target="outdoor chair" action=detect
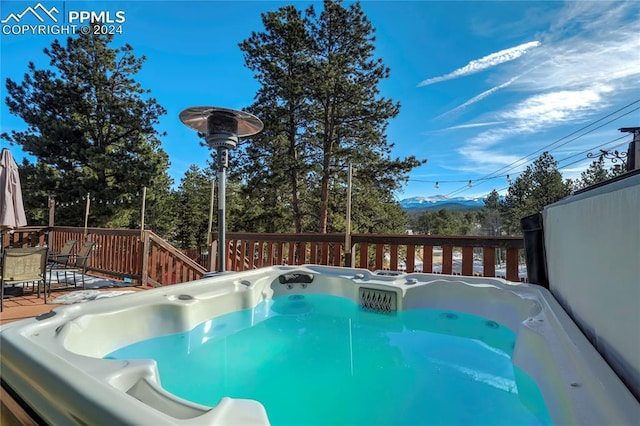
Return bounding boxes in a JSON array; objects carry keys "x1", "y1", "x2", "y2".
[
  {"x1": 48, "y1": 239, "x2": 78, "y2": 268},
  {"x1": 48, "y1": 240, "x2": 95, "y2": 292},
  {"x1": 1, "y1": 247, "x2": 48, "y2": 312}
]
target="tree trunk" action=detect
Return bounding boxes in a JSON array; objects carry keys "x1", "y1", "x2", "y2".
[
  {"x1": 288, "y1": 119, "x2": 303, "y2": 233},
  {"x1": 319, "y1": 102, "x2": 335, "y2": 234},
  {"x1": 319, "y1": 150, "x2": 331, "y2": 233}
]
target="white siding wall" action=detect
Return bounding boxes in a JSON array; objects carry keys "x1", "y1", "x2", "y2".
[{"x1": 543, "y1": 173, "x2": 640, "y2": 400}]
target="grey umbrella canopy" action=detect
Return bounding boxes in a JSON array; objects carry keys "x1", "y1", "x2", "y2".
[{"x1": 0, "y1": 148, "x2": 27, "y2": 231}]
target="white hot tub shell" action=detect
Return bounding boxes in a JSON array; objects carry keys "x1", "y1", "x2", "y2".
[{"x1": 1, "y1": 265, "x2": 638, "y2": 425}]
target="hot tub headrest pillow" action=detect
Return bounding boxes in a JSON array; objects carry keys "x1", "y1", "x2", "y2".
[{"x1": 278, "y1": 272, "x2": 314, "y2": 284}]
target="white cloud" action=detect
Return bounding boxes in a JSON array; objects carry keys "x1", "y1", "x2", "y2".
[
  {"x1": 453, "y1": 88, "x2": 603, "y2": 165},
  {"x1": 459, "y1": 149, "x2": 523, "y2": 166},
  {"x1": 517, "y1": 36, "x2": 640, "y2": 94},
  {"x1": 560, "y1": 165, "x2": 590, "y2": 174},
  {"x1": 452, "y1": 1, "x2": 640, "y2": 169},
  {"x1": 417, "y1": 41, "x2": 540, "y2": 87},
  {"x1": 429, "y1": 121, "x2": 503, "y2": 132},
  {"x1": 437, "y1": 75, "x2": 521, "y2": 119},
  {"x1": 412, "y1": 1, "x2": 640, "y2": 192},
  {"x1": 440, "y1": 158, "x2": 528, "y2": 175},
  {"x1": 501, "y1": 85, "x2": 613, "y2": 129}
]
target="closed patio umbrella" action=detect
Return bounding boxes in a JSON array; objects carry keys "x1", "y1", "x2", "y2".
[
  {"x1": 0, "y1": 148, "x2": 28, "y2": 232},
  {"x1": 1, "y1": 148, "x2": 28, "y2": 298}
]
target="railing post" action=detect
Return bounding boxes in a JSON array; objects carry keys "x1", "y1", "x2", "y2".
[
  {"x1": 359, "y1": 243, "x2": 368, "y2": 269},
  {"x1": 375, "y1": 244, "x2": 384, "y2": 270},
  {"x1": 141, "y1": 230, "x2": 150, "y2": 287},
  {"x1": 207, "y1": 238, "x2": 218, "y2": 271},
  {"x1": 483, "y1": 247, "x2": 496, "y2": 277},
  {"x1": 462, "y1": 246, "x2": 474, "y2": 276},
  {"x1": 506, "y1": 247, "x2": 520, "y2": 282},
  {"x1": 210, "y1": 233, "x2": 218, "y2": 272},
  {"x1": 406, "y1": 245, "x2": 415, "y2": 272},
  {"x1": 442, "y1": 246, "x2": 453, "y2": 275},
  {"x1": 390, "y1": 245, "x2": 398, "y2": 271},
  {"x1": 423, "y1": 246, "x2": 433, "y2": 273}
]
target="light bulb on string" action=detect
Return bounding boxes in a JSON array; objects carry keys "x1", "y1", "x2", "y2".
[
  {"x1": 435, "y1": 182, "x2": 439, "y2": 189},
  {"x1": 468, "y1": 180, "x2": 473, "y2": 188}
]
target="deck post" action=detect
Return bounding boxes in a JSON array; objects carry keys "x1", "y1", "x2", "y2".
[
  {"x1": 344, "y1": 163, "x2": 353, "y2": 267},
  {"x1": 141, "y1": 230, "x2": 150, "y2": 287}
]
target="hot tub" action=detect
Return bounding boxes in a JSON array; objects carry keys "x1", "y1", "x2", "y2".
[{"x1": 1, "y1": 265, "x2": 638, "y2": 425}]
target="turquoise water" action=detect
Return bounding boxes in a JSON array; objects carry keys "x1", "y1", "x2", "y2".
[{"x1": 106, "y1": 294, "x2": 552, "y2": 425}]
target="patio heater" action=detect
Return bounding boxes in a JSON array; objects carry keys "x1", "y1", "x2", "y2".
[{"x1": 179, "y1": 107, "x2": 263, "y2": 272}]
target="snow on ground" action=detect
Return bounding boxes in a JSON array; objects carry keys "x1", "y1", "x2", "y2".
[{"x1": 395, "y1": 248, "x2": 528, "y2": 280}]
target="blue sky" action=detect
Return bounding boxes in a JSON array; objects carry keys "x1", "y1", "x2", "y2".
[{"x1": 2, "y1": 0, "x2": 639, "y2": 201}]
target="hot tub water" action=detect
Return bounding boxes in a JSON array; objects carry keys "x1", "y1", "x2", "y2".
[{"x1": 107, "y1": 294, "x2": 552, "y2": 425}]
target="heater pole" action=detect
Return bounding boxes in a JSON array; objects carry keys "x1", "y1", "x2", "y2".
[{"x1": 217, "y1": 147, "x2": 228, "y2": 272}]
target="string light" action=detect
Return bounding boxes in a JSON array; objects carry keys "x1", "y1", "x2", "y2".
[
  {"x1": 434, "y1": 182, "x2": 439, "y2": 189},
  {"x1": 467, "y1": 180, "x2": 473, "y2": 188},
  {"x1": 409, "y1": 173, "x2": 517, "y2": 185},
  {"x1": 51, "y1": 192, "x2": 142, "y2": 209}
]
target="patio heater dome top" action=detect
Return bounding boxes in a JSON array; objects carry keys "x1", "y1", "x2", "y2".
[
  {"x1": 179, "y1": 105, "x2": 263, "y2": 272},
  {"x1": 179, "y1": 106, "x2": 263, "y2": 139}
]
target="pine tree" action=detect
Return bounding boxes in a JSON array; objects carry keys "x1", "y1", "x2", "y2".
[
  {"x1": 308, "y1": 0, "x2": 423, "y2": 232},
  {"x1": 481, "y1": 189, "x2": 504, "y2": 235},
  {"x1": 3, "y1": 24, "x2": 170, "y2": 227},
  {"x1": 577, "y1": 157, "x2": 609, "y2": 190},
  {"x1": 175, "y1": 165, "x2": 214, "y2": 249},
  {"x1": 238, "y1": 5, "x2": 315, "y2": 232},
  {"x1": 501, "y1": 152, "x2": 573, "y2": 234},
  {"x1": 237, "y1": 0, "x2": 424, "y2": 233},
  {"x1": 577, "y1": 155, "x2": 627, "y2": 190},
  {"x1": 413, "y1": 209, "x2": 473, "y2": 235}
]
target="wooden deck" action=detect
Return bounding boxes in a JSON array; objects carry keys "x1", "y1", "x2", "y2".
[{"x1": 0, "y1": 286, "x2": 147, "y2": 326}]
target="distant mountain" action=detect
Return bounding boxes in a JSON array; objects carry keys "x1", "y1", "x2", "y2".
[{"x1": 399, "y1": 195, "x2": 497, "y2": 212}]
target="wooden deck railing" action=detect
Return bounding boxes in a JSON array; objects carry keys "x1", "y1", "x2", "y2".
[
  {"x1": 220, "y1": 232, "x2": 526, "y2": 282},
  {"x1": 48, "y1": 226, "x2": 144, "y2": 281},
  {"x1": 4, "y1": 226, "x2": 207, "y2": 287},
  {"x1": 4, "y1": 227, "x2": 526, "y2": 285},
  {"x1": 141, "y1": 231, "x2": 207, "y2": 286},
  {"x1": 1, "y1": 227, "x2": 48, "y2": 249}
]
